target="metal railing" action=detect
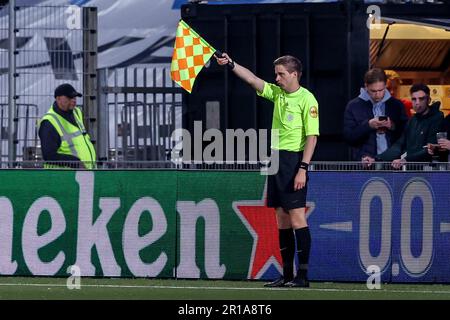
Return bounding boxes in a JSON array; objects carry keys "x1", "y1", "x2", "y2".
[
  {"x1": 0, "y1": 160, "x2": 178, "y2": 170},
  {"x1": 0, "y1": 160, "x2": 449, "y2": 171},
  {"x1": 0, "y1": 103, "x2": 40, "y2": 158},
  {"x1": 98, "y1": 67, "x2": 183, "y2": 162},
  {"x1": 309, "y1": 161, "x2": 450, "y2": 172}
]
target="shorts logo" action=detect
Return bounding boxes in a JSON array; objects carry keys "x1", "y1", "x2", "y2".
[
  {"x1": 309, "y1": 106, "x2": 318, "y2": 118},
  {"x1": 287, "y1": 114, "x2": 294, "y2": 122}
]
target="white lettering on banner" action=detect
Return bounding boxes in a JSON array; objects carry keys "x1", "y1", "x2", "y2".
[
  {"x1": 359, "y1": 179, "x2": 392, "y2": 273},
  {"x1": 22, "y1": 197, "x2": 66, "y2": 275},
  {"x1": 400, "y1": 179, "x2": 433, "y2": 276},
  {"x1": 359, "y1": 177, "x2": 436, "y2": 278},
  {"x1": 0, "y1": 197, "x2": 17, "y2": 274},
  {"x1": 123, "y1": 197, "x2": 168, "y2": 277},
  {"x1": 75, "y1": 171, "x2": 121, "y2": 276},
  {"x1": 177, "y1": 199, "x2": 226, "y2": 278},
  {"x1": 0, "y1": 172, "x2": 230, "y2": 278}
]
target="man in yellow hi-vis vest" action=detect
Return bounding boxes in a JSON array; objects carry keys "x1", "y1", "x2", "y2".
[{"x1": 38, "y1": 83, "x2": 96, "y2": 169}]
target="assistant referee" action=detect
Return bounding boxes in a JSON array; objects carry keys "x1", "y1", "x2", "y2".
[{"x1": 215, "y1": 53, "x2": 319, "y2": 287}]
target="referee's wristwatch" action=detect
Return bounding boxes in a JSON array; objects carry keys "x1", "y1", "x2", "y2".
[
  {"x1": 299, "y1": 162, "x2": 309, "y2": 171},
  {"x1": 227, "y1": 59, "x2": 235, "y2": 70}
]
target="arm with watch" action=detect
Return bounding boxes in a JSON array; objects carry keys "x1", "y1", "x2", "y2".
[
  {"x1": 294, "y1": 135, "x2": 317, "y2": 191},
  {"x1": 214, "y1": 51, "x2": 265, "y2": 93}
]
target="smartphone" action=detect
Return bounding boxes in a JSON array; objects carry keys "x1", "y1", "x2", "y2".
[{"x1": 379, "y1": 116, "x2": 387, "y2": 121}]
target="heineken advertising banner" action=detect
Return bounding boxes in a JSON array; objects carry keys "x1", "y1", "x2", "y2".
[{"x1": 0, "y1": 170, "x2": 449, "y2": 283}]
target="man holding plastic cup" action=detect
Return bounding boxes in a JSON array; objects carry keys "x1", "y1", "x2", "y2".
[{"x1": 428, "y1": 115, "x2": 450, "y2": 161}]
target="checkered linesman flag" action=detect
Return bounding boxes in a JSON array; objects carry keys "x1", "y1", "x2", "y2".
[{"x1": 170, "y1": 20, "x2": 216, "y2": 93}]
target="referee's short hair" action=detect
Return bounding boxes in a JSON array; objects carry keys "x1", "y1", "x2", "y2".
[{"x1": 274, "y1": 55, "x2": 302, "y2": 81}]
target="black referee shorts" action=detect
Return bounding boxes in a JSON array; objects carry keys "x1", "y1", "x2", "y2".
[{"x1": 267, "y1": 150, "x2": 308, "y2": 211}]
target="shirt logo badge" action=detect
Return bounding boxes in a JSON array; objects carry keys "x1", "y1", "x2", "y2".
[
  {"x1": 310, "y1": 106, "x2": 318, "y2": 118},
  {"x1": 287, "y1": 114, "x2": 294, "y2": 122}
]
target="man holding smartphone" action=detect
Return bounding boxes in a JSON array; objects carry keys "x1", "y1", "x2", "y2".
[
  {"x1": 377, "y1": 115, "x2": 388, "y2": 133},
  {"x1": 343, "y1": 68, "x2": 408, "y2": 160},
  {"x1": 363, "y1": 83, "x2": 444, "y2": 169}
]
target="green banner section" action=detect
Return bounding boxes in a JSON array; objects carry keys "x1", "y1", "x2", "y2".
[
  {"x1": 177, "y1": 171, "x2": 266, "y2": 279},
  {"x1": 0, "y1": 170, "x2": 266, "y2": 279}
]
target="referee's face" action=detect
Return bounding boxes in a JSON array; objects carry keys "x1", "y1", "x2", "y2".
[{"x1": 275, "y1": 65, "x2": 298, "y2": 92}]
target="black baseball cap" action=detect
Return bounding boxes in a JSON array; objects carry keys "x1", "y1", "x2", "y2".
[{"x1": 54, "y1": 83, "x2": 82, "y2": 98}]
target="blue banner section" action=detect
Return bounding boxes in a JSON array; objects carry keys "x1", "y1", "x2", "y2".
[{"x1": 306, "y1": 172, "x2": 450, "y2": 283}]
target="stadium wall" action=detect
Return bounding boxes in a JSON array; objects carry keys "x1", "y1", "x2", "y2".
[{"x1": 0, "y1": 169, "x2": 448, "y2": 283}]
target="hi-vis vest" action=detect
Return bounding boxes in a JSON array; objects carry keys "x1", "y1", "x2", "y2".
[{"x1": 40, "y1": 105, "x2": 96, "y2": 169}]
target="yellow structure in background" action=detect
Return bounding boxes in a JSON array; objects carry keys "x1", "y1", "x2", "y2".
[
  {"x1": 372, "y1": 22, "x2": 450, "y2": 116},
  {"x1": 371, "y1": 23, "x2": 450, "y2": 40}
]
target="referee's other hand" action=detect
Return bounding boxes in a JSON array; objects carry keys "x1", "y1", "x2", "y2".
[{"x1": 294, "y1": 171, "x2": 307, "y2": 190}]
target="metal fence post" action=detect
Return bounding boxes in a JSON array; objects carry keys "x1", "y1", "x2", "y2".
[
  {"x1": 97, "y1": 68, "x2": 108, "y2": 161},
  {"x1": 83, "y1": 7, "x2": 98, "y2": 154},
  {"x1": 8, "y1": 0, "x2": 16, "y2": 165}
]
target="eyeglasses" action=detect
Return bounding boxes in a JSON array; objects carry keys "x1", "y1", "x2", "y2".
[{"x1": 411, "y1": 95, "x2": 428, "y2": 102}]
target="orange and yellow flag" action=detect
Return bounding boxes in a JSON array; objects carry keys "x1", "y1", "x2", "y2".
[{"x1": 171, "y1": 20, "x2": 216, "y2": 93}]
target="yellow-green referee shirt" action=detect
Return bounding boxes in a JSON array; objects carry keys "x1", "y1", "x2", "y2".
[{"x1": 257, "y1": 82, "x2": 320, "y2": 152}]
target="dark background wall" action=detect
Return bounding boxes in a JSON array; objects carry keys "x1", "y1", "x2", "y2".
[
  {"x1": 180, "y1": 1, "x2": 449, "y2": 161},
  {"x1": 181, "y1": 1, "x2": 369, "y2": 161}
]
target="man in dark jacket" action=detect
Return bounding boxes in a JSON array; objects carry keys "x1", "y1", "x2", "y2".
[
  {"x1": 363, "y1": 83, "x2": 444, "y2": 169},
  {"x1": 343, "y1": 68, "x2": 408, "y2": 161}
]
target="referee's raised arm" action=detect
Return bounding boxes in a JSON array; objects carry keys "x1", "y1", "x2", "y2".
[{"x1": 214, "y1": 52, "x2": 264, "y2": 93}]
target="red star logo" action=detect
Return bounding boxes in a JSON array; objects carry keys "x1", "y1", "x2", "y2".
[{"x1": 233, "y1": 181, "x2": 315, "y2": 279}]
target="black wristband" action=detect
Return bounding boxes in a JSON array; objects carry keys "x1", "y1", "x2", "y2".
[
  {"x1": 299, "y1": 161, "x2": 309, "y2": 171},
  {"x1": 228, "y1": 60, "x2": 235, "y2": 70}
]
